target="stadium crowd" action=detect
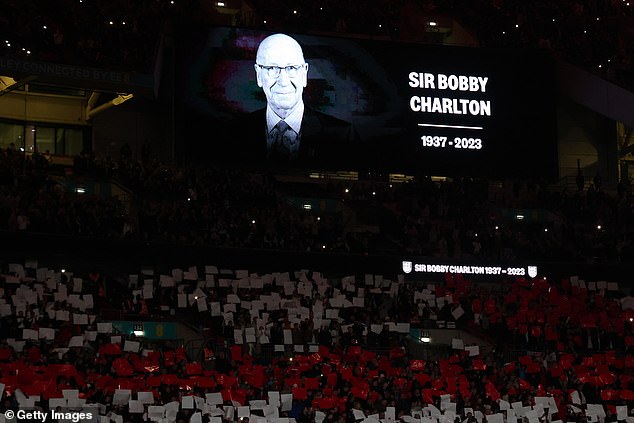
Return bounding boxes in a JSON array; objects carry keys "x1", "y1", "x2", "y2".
[
  {"x1": 2, "y1": 2, "x2": 634, "y2": 423},
  {"x1": 0, "y1": 259, "x2": 633, "y2": 423},
  {"x1": 0, "y1": 0, "x2": 169, "y2": 72},
  {"x1": 2, "y1": 148, "x2": 634, "y2": 265},
  {"x1": 1, "y1": 1, "x2": 633, "y2": 88}
]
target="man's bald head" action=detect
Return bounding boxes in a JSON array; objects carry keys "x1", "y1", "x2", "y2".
[
  {"x1": 256, "y1": 33, "x2": 305, "y2": 64},
  {"x1": 255, "y1": 33, "x2": 308, "y2": 119}
]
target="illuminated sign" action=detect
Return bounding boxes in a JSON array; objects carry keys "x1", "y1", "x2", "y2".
[
  {"x1": 178, "y1": 27, "x2": 557, "y2": 177},
  {"x1": 402, "y1": 260, "x2": 539, "y2": 277}
]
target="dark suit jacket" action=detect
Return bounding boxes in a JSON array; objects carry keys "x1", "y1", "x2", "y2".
[{"x1": 238, "y1": 107, "x2": 359, "y2": 165}]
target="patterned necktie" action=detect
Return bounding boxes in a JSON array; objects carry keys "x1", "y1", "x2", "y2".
[{"x1": 268, "y1": 120, "x2": 300, "y2": 159}]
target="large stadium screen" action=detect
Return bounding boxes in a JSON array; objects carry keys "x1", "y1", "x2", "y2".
[{"x1": 178, "y1": 27, "x2": 557, "y2": 177}]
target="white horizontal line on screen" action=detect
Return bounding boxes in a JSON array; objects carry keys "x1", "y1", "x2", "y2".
[{"x1": 418, "y1": 123, "x2": 483, "y2": 130}]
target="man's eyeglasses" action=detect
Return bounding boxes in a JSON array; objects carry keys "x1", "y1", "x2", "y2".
[{"x1": 256, "y1": 64, "x2": 306, "y2": 78}]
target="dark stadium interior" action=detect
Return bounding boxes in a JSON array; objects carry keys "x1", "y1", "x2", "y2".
[{"x1": 0, "y1": 1, "x2": 634, "y2": 423}]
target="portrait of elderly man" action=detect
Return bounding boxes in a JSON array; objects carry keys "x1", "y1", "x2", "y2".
[{"x1": 244, "y1": 33, "x2": 358, "y2": 162}]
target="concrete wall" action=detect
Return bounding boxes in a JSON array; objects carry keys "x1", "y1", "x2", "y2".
[
  {"x1": 90, "y1": 96, "x2": 173, "y2": 162},
  {"x1": 557, "y1": 96, "x2": 618, "y2": 188},
  {"x1": 0, "y1": 90, "x2": 87, "y2": 124},
  {"x1": 0, "y1": 90, "x2": 172, "y2": 162}
]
